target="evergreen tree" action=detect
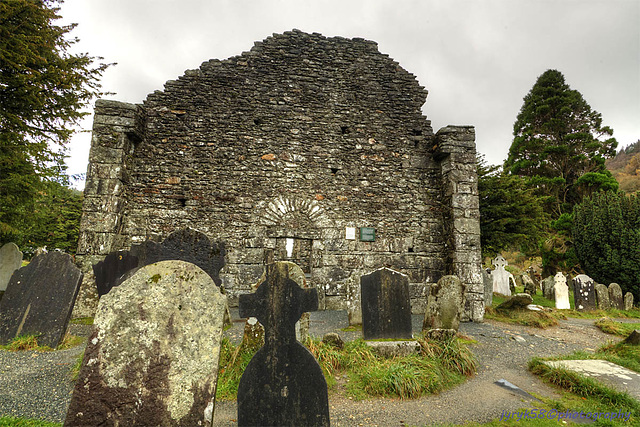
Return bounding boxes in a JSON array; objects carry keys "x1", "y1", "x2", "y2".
[
  {"x1": 477, "y1": 155, "x2": 547, "y2": 257},
  {"x1": 573, "y1": 191, "x2": 640, "y2": 299},
  {"x1": 504, "y1": 69, "x2": 617, "y2": 216},
  {"x1": 0, "y1": 0, "x2": 109, "y2": 243}
]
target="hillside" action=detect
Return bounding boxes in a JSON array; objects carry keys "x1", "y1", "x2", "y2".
[{"x1": 606, "y1": 140, "x2": 640, "y2": 193}]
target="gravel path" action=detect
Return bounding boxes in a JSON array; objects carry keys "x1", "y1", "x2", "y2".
[{"x1": 0, "y1": 313, "x2": 621, "y2": 425}]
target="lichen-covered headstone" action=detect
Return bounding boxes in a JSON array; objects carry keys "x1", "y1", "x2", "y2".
[
  {"x1": 0, "y1": 242, "x2": 22, "y2": 293},
  {"x1": 554, "y1": 272, "x2": 570, "y2": 310},
  {"x1": 625, "y1": 292, "x2": 634, "y2": 311},
  {"x1": 573, "y1": 274, "x2": 596, "y2": 311},
  {"x1": 521, "y1": 274, "x2": 537, "y2": 296},
  {"x1": 595, "y1": 283, "x2": 611, "y2": 310},
  {"x1": 0, "y1": 252, "x2": 82, "y2": 348},
  {"x1": 423, "y1": 275, "x2": 466, "y2": 331},
  {"x1": 237, "y1": 262, "x2": 329, "y2": 427},
  {"x1": 483, "y1": 269, "x2": 493, "y2": 307},
  {"x1": 542, "y1": 276, "x2": 555, "y2": 301},
  {"x1": 491, "y1": 255, "x2": 513, "y2": 296},
  {"x1": 608, "y1": 283, "x2": 624, "y2": 310},
  {"x1": 65, "y1": 260, "x2": 227, "y2": 427},
  {"x1": 361, "y1": 267, "x2": 412, "y2": 340}
]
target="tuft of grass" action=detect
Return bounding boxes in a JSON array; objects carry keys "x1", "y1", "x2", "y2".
[
  {"x1": 70, "y1": 350, "x2": 85, "y2": 382},
  {"x1": 215, "y1": 338, "x2": 259, "y2": 400},
  {"x1": 529, "y1": 357, "x2": 640, "y2": 415},
  {"x1": 216, "y1": 335, "x2": 477, "y2": 401},
  {"x1": 0, "y1": 335, "x2": 52, "y2": 352},
  {"x1": 340, "y1": 324, "x2": 362, "y2": 332},
  {"x1": 56, "y1": 334, "x2": 85, "y2": 350},
  {"x1": 70, "y1": 317, "x2": 94, "y2": 325},
  {"x1": 484, "y1": 306, "x2": 561, "y2": 328},
  {"x1": 595, "y1": 318, "x2": 640, "y2": 337},
  {"x1": 0, "y1": 416, "x2": 61, "y2": 426}
]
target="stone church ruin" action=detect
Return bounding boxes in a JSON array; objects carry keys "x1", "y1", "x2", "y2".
[{"x1": 75, "y1": 29, "x2": 483, "y2": 321}]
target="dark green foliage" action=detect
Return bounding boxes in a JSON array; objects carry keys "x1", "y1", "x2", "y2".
[
  {"x1": 505, "y1": 69, "x2": 618, "y2": 216},
  {"x1": 477, "y1": 155, "x2": 547, "y2": 256},
  {"x1": 0, "y1": 181, "x2": 83, "y2": 255},
  {"x1": 572, "y1": 191, "x2": 640, "y2": 299},
  {"x1": 0, "y1": 0, "x2": 109, "y2": 246}
]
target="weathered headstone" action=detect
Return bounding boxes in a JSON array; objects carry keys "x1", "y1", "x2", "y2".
[
  {"x1": 237, "y1": 262, "x2": 329, "y2": 427},
  {"x1": 0, "y1": 252, "x2": 82, "y2": 348},
  {"x1": 92, "y1": 251, "x2": 139, "y2": 296},
  {"x1": 0, "y1": 242, "x2": 22, "y2": 293},
  {"x1": 573, "y1": 274, "x2": 596, "y2": 311},
  {"x1": 96, "y1": 228, "x2": 227, "y2": 297},
  {"x1": 554, "y1": 272, "x2": 570, "y2": 310},
  {"x1": 624, "y1": 330, "x2": 640, "y2": 345},
  {"x1": 521, "y1": 274, "x2": 537, "y2": 296},
  {"x1": 608, "y1": 283, "x2": 624, "y2": 310},
  {"x1": 361, "y1": 267, "x2": 412, "y2": 340},
  {"x1": 345, "y1": 271, "x2": 363, "y2": 326},
  {"x1": 423, "y1": 275, "x2": 466, "y2": 332},
  {"x1": 65, "y1": 260, "x2": 226, "y2": 427},
  {"x1": 625, "y1": 292, "x2": 634, "y2": 311},
  {"x1": 483, "y1": 269, "x2": 493, "y2": 307},
  {"x1": 542, "y1": 276, "x2": 556, "y2": 301},
  {"x1": 250, "y1": 261, "x2": 311, "y2": 342},
  {"x1": 491, "y1": 255, "x2": 513, "y2": 296},
  {"x1": 595, "y1": 283, "x2": 611, "y2": 310}
]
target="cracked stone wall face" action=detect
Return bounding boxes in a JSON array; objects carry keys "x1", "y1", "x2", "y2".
[{"x1": 75, "y1": 30, "x2": 483, "y2": 321}]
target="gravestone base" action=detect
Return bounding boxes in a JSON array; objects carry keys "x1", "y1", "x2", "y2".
[
  {"x1": 365, "y1": 340, "x2": 420, "y2": 358},
  {"x1": 425, "y1": 328, "x2": 457, "y2": 341}
]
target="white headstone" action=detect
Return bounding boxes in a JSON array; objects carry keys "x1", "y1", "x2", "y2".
[
  {"x1": 554, "y1": 272, "x2": 570, "y2": 309},
  {"x1": 491, "y1": 255, "x2": 513, "y2": 296}
]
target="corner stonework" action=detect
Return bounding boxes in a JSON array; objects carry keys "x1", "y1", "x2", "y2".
[
  {"x1": 434, "y1": 126, "x2": 483, "y2": 322},
  {"x1": 72, "y1": 100, "x2": 144, "y2": 318}
]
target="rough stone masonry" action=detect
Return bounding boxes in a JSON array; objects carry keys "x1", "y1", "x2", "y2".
[{"x1": 75, "y1": 30, "x2": 483, "y2": 321}]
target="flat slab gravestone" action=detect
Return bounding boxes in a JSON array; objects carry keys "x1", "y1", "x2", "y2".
[
  {"x1": 543, "y1": 360, "x2": 640, "y2": 400},
  {"x1": 361, "y1": 267, "x2": 412, "y2": 340},
  {"x1": 65, "y1": 260, "x2": 227, "y2": 427},
  {"x1": 0, "y1": 242, "x2": 22, "y2": 293},
  {"x1": 595, "y1": 283, "x2": 611, "y2": 310},
  {"x1": 423, "y1": 275, "x2": 465, "y2": 331},
  {"x1": 554, "y1": 272, "x2": 570, "y2": 310},
  {"x1": 608, "y1": 283, "x2": 624, "y2": 310},
  {"x1": 573, "y1": 274, "x2": 596, "y2": 311},
  {"x1": 491, "y1": 255, "x2": 513, "y2": 296},
  {"x1": 0, "y1": 252, "x2": 82, "y2": 348},
  {"x1": 237, "y1": 262, "x2": 329, "y2": 427}
]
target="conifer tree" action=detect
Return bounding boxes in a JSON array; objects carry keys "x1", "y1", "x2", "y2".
[
  {"x1": 0, "y1": 0, "x2": 109, "y2": 242},
  {"x1": 505, "y1": 69, "x2": 617, "y2": 216}
]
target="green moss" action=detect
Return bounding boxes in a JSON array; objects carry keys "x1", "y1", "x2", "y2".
[{"x1": 149, "y1": 274, "x2": 162, "y2": 283}]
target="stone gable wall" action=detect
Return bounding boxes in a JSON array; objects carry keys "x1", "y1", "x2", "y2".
[{"x1": 75, "y1": 30, "x2": 483, "y2": 321}]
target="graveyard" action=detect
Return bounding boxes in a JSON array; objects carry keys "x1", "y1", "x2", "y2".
[
  {"x1": 1, "y1": 248, "x2": 640, "y2": 425},
  {"x1": 1, "y1": 12, "x2": 639, "y2": 427}
]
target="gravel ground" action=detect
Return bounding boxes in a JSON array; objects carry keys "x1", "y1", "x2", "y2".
[{"x1": 0, "y1": 312, "x2": 622, "y2": 425}]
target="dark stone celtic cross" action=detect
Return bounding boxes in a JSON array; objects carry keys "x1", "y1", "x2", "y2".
[{"x1": 237, "y1": 262, "x2": 330, "y2": 427}]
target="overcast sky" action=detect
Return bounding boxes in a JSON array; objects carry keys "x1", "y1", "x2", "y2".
[{"x1": 59, "y1": 0, "x2": 640, "y2": 188}]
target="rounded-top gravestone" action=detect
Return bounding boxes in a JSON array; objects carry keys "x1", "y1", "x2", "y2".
[
  {"x1": 595, "y1": 283, "x2": 610, "y2": 310},
  {"x1": 65, "y1": 260, "x2": 227, "y2": 427},
  {"x1": 608, "y1": 283, "x2": 624, "y2": 310},
  {"x1": 0, "y1": 242, "x2": 22, "y2": 293}
]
